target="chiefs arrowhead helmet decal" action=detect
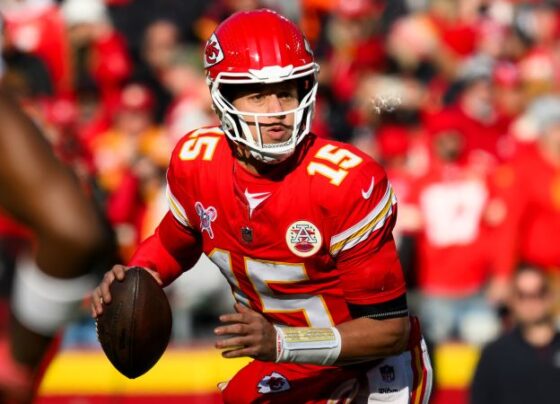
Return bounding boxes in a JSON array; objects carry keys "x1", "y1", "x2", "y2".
[{"x1": 204, "y1": 33, "x2": 224, "y2": 68}]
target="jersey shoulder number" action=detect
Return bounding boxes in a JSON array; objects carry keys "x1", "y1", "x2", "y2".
[
  {"x1": 175, "y1": 126, "x2": 225, "y2": 163},
  {"x1": 304, "y1": 140, "x2": 397, "y2": 257},
  {"x1": 169, "y1": 126, "x2": 226, "y2": 182},
  {"x1": 167, "y1": 126, "x2": 225, "y2": 228},
  {"x1": 306, "y1": 141, "x2": 364, "y2": 186}
]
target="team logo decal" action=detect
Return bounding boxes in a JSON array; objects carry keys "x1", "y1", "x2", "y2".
[
  {"x1": 379, "y1": 365, "x2": 396, "y2": 383},
  {"x1": 195, "y1": 202, "x2": 217, "y2": 239},
  {"x1": 286, "y1": 220, "x2": 322, "y2": 257},
  {"x1": 204, "y1": 33, "x2": 224, "y2": 68},
  {"x1": 257, "y1": 372, "x2": 290, "y2": 394}
]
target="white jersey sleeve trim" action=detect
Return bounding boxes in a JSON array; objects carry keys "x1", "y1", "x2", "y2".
[
  {"x1": 329, "y1": 183, "x2": 396, "y2": 257},
  {"x1": 166, "y1": 185, "x2": 191, "y2": 228}
]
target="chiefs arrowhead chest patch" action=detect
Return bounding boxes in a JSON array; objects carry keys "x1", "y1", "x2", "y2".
[{"x1": 286, "y1": 221, "x2": 322, "y2": 257}]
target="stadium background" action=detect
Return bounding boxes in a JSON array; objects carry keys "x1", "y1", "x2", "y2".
[{"x1": 0, "y1": 0, "x2": 559, "y2": 403}]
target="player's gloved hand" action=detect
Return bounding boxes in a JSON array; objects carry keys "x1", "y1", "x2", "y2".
[
  {"x1": 215, "y1": 303, "x2": 277, "y2": 362},
  {"x1": 90, "y1": 265, "x2": 162, "y2": 318}
]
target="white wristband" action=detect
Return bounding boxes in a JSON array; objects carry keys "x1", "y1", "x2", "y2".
[
  {"x1": 11, "y1": 255, "x2": 96, "y2": 336},
  {"x1": 274, "y1": 326, "x2": 342, "y2": 366}
]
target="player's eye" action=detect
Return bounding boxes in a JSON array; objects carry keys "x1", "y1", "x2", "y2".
[
  {"x1": 278, "y1": 91, "x2": 296, "y2": 99},
  {"x1": 248, "y1": 93, "x2": 265, "y2": 102}
]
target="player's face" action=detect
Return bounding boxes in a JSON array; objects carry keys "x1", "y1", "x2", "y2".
[
  {"x1": 433, "y1": 131, "x2": 464, "y2": 161},
  {"x1": 231, "y1": 80, "x2": 299, "y2": 145}
]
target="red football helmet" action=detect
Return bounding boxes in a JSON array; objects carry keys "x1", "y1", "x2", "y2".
[{"x1": 204, "y1": 9, "x2": 319, "y2": 162}]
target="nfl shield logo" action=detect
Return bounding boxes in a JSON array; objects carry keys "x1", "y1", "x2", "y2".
[
  {"x1": 379, "y1": 365, "x2": 395, "y2": 383},
  {"x1": 241, "y1": 226, "x2": 253, "y2": 243}
]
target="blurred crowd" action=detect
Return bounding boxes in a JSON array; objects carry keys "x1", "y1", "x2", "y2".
[{"x1": 0, "y1": 0, "x2": 559, "y2": 380}]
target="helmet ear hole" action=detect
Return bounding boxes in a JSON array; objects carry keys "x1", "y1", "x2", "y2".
[
  {"x1": 221, "y1": 109, "x2": 240, "y2": 133},
  {"x1": 296, "y1": 77, "x2": 313, "y2": 102},
  {"x1": 219, "y1": 84, "x2": 237, "y2": 105}
]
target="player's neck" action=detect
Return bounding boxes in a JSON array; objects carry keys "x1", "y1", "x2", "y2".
[
  {"x1": 233, "y1": 145, "x2": 304, "y2": 179},
  {"x1": 230, "y1": 135, "x2": 314, "y2": 178},
  {"x1": 235, "y1": 154, "x2": 295, "y2": 179}
]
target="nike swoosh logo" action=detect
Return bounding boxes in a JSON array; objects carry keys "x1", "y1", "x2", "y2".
[
  {"x1": 244, "y1": 189, "x2": 271, "y2": 217},
  {"x1": 245, "y1": 189, "x2": 271, "y2": 203},
  {"x1": 361, "y1": 177, "x2": 375, "y2": 199}
]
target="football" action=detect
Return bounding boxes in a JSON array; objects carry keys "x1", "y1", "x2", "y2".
[{"x1": 96, "y1": 267, "x2": 172, "y2": 379}]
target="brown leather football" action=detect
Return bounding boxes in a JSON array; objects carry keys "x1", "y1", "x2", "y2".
[{"x1": 96, "y1": 267, "x2": 172, "y2": 379}]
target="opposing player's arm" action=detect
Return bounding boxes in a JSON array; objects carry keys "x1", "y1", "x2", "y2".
[
  {"x1": 0, "y1": 92, "x2": 116, "y2": 376},
  {"x1": 0, "y1": 92, "x2": 113, "y2": 279}
]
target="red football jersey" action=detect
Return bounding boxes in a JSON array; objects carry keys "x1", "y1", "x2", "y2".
[
  {"x1": 408, "y1": 161, "x2": 492, "y2": 296},
  {"x1": 133, "y1": 126, "x2": 406, "y2": 328}
]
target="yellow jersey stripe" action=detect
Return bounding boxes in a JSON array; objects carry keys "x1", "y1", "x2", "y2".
[
  {"x1": 166, "y1": 186, "x2": 191, "y2": 228},
  {"x1": 330, "y1": 188, "x2": 394, "y2": 256},
  {"x1": 330, "y1": 184, "x2": 393, "y2": 246}
]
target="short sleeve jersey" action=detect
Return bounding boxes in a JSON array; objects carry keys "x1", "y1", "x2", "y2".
[{"x1": 166, "y1": 127, "x2": 406, "y2": 327}]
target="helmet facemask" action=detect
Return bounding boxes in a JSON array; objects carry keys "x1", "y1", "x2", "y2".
[{"x1": 209, "y1": 63, "x2": 319, "y2": 163}]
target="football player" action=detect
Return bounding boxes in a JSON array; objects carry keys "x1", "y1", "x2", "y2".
[
  {"x1": 0, "y1": 91, "x2": 115, "y2": 403},
  {"x1": 92, "y1": 9, "x2": 432, "y2": 403}
]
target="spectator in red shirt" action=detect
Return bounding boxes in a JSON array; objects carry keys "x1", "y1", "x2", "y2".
[
  {"x1": 489, "y1": 96, "x2": 560, "y2": 280},
  {"x1": 401, "y1": 121, "x2": 500, "y2": 347}
]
